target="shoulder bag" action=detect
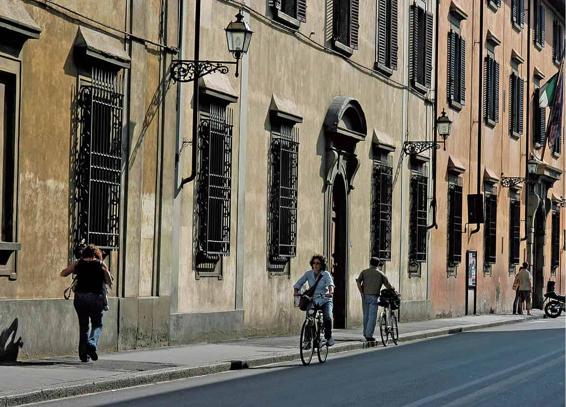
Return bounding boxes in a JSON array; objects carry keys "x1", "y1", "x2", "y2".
[{"x1": 298, "y1": 273, "x2": 322, "y2": 311}]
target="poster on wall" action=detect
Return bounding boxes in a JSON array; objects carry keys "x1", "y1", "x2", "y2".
[{"x1": 467, "y1": 250, "x2": 477, "y2": 288}]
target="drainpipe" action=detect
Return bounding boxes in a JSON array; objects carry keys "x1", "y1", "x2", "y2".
[
  {"x1": 470, "y1": 0, "x2": 485, "y2": 236},
  {"x1": 522, "y1": 0, "x2": 532, "y2": 242},
  {"x1": 428, "y1": 0, "x2": 441, "y2": 231}
]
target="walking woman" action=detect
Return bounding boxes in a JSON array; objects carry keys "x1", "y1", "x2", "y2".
[{"x1": 61, "y1": 244, "x2": 111, "y2": 362}]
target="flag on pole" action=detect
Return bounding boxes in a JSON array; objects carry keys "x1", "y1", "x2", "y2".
[
  {"x1": 539, "y1": 71, "x2": 559, "y2": 108},
  {"x1": 547, "y1": 61, "x2": 563, "y2": 148}
]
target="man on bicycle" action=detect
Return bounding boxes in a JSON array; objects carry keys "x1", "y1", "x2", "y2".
[
  {"x1": 293, "y1": 254, "x2": 335, "y2": 346},
  {"x1": 356, "y1": 257, "x2": 394, "y2": 341}
]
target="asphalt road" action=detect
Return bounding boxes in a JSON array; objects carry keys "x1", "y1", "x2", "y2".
[{"x1": 36, "y1": 318, "x2": 565, "y2": 407}]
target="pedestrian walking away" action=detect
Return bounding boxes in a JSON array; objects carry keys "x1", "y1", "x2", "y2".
[
  {"x1": 293, "y1": 254, "x2": 335, "y2": 346},
  {"x1": 356, "y1": 257, "x2": 394, "y2": 341},
  {"x1": 61, "y1": 244, "x2": 113, "y2": 362},
  {"x1": 515, "y1": 262, "x2": 533, "y2": 315}
]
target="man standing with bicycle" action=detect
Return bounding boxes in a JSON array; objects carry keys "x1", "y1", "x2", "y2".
[
  {"x1": 293, "y1": 254, "x2": 335, "y2": 346},
  {"x1": 356, "y1": 257, "x2": 394, "y2": 341}
]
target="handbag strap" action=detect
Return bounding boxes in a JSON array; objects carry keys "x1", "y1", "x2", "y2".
[{"x1": 308, "y1": 272, "x2": 323, "y2": 294}]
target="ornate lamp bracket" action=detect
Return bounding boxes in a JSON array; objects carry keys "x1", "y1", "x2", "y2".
[
  {"x1": 500, "y1": 176, "x2": 527, "y2": 188},
  {"x1": 402, "y1": 141, "x2": 442, "y2": 156},
  {"x1": 170, "y1": 60, "x2": 237, "y2": 82}
]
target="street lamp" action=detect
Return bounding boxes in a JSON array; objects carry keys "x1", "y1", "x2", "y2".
[
  {"x1": 170, "y1": 9, "x2": 253, "y2": 82},
  {"x1": 403, "y1": 109, "x2": 452, "y2": 155}
]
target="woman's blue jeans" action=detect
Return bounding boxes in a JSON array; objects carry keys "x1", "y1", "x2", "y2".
[{"x1": 74, "y1": 292, "x2": 104, "y2": 355}]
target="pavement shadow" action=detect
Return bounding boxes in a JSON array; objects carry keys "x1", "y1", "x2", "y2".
[{"x1": 0, "y1": 318, "x2": 23, "y2": 363}]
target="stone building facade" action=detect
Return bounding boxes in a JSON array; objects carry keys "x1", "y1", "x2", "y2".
[{"x1": 0, "y1": 0, "x2": 563, "y2": 359}]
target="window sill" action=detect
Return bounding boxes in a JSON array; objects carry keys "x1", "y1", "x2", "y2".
[
  {"x1": 485, "y1": 118, "x2": 496, "y2": 128},
  {"x1": 534, "y1": 41, "x2": 544, "y2": 51},
  {"x1": 487, "y1": 1, "x2": 499, "y2": 12},
  {"x1": 449, "y1": 99, "x2": 463, "y2": 111},
  {"x1": 510, "y1": 131, "x2": 521, "y2": 140},
  {"x1": 332, "y1": 40, "x2": 354, "y2": 57},
  {"x1": 552, "y1": 151, "x2": 561, "y2": 158},
  {"x1": 374, "y1": 62, "x2": 393, "y2": 77},
  {"x1": 511, "y1": 21, "x2": 523, "y2": 32},
  {"x1": 0, "y1": 241, "x2": 21, "y2": 280},
  {"x1": 272, "y1": 10, "x2": 301, "y2": 30},
  {"x1": 553, "y1": 58, "x2": 561, "y2": 67},
  {"x1": 412, "y1": 80, "x2": 429, "y2": 94}
]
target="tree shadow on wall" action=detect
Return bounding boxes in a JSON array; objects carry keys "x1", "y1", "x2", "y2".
[{"x1": 0, "y1": 318, "x2": 23, "y2": 363}]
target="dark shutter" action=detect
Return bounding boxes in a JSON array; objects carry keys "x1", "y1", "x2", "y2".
[
  {"x1": 519, "y1": 0, "x2": 525, "y2": 26},
  {"x1": 425, "y1": 12, "x2": 433, "y2": 88},
  {"x1": 350, "y1": 0, "x2": 360, "y2": 49},
  {"x1": 540, "y1": 3, "x2": 545, "y2": 46},
  {"x1": 408, "y1": 5, "x2": 415, "y2": 83},
  {"x1": 534, "y1": 88, "x2": 547, "y2": 145},
  {"x1": 512, "y1": 0, "x2": 517, "y2": 24},
  {"x1": 484, "y1": 57, "x2": 489, "y2": 121},
  {"x1": 377, "y1": 0, "x2": 387, "y2": 66},
  {"x1": 518, "y1": 78, "x2": 524, "y2": 134},
  {"x1": 448, "y1": 185, "x2": 463, "y2": 265},
  {"x1": 460, "y1": 37, "x2": 466, "y2": 104},
  {"x1": 509, "y1": 74, "x2": 515, "y2": 133},
  {"x1": 552, "y1": 211, "x2": 560, "y2": 268},
  {"x1": 297, "y1": 0, "x2": 307, "y2": 22},
  {"x1": 447, "y1": 31, "x2": 455, "y2": 101},
  {"x1": 390, "y1": 0, "x2": 398, "y2": 70},
  {"x1": 484, "y1": 194, "x2": 497, "y2": 264},
  {"x1": 494, "y1": 60, "x2": 500, "y2": 122},
  {"x1": 509, "y1": 200, "x2": 520, "y2": 265}
]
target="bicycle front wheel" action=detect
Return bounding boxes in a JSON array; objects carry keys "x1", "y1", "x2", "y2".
[
  {"x1": 317, "y1": 323, "x2": 329, "y2": 363},
  {"x1": 300, "y1": 319, "x2": 314, "y2": 365},
  {"x1": 379, "y1": 312, "x2": 389, "y2": 347},
  {"x1": 390, "y1": 313, "x2": 399, "y2": 345}
]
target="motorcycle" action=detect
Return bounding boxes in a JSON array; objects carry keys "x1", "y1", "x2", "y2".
[{"x1": 543, "y1": 282, "x2": 565, "y2": 318}]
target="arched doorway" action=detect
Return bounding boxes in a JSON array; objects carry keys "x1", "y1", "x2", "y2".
[{"x1": 323, "y1": 97, "x2": 367, "y2": 329}]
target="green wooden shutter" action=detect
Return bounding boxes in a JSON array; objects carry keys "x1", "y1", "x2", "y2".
[
  {"x1": 447, "y1": 31, "x2": 455, "y2": 101},
  {"x1": 390, "y1": 0, "x2": 398, "y2": 70},
  {"x1": 350, "y1": 0, "x2": 360, "y2": 49},
  {"x1": 377, "y1": 0, "x2": 387, "y2": 66},
  {"x1": 297, "y1": 0, "x2": 307, "y2": 22},
  {"x1": 425, "y1": 11, "x2": 433, "y2": 88},
  {"x1": 460, "y1": 37, "x2": 466, "y2": 104}
]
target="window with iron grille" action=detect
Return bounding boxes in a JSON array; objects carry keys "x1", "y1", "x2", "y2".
[
  {"x1": 409, "y1": 3, "x2": 433, "y2": 92},
  {"x1": 375, "y1": 0, "x2": 398, "y2": 75},
  {"x1": 484, "y1": 55, "x2": 500, "y2": 126},
  {"x1": 484, "y1": 192, "x2": 497, "y2": 264},
  {"x1": 534, "y1": 0, "x2": 545, "y2": 48},
  {"x1": 553, "y1": 19, "x2": 564, "y2": 64},
  {"x1": 509, "y1": 72, "x2": 524, "y2": 137},
  {"x1": 447, "y1": 184, "x2": 462, "y2": 266},
  {"x1": 511, "y1": 0, "x2": 525, "y2": 28},
  {"x1": 447, "y1": 30, "x2": 466, "y2": 108},
  {"x1": 269, "y1": 0, "x2": 307, "y2": 27},
  {"x1": 409, "y1": 172, "x2": 428, "y2": 265},
  {"x1": 76, "y1": 68, "x2": 123, "y2": 253},
  {"x1": 268, "y1": 121, "x2": 299, "y2": 272},
  {"x1": 534, "y1": 87, "x2": 547, "y2": 146},
  {"x1": 551, "y1": 208, "x2": 560, "y2": 273},
  {"x1": 333, "y1": 0, "x2": 360, "y2": 52},
  {"x1": 509, "y1": 199, "x2": 520, "y2": 267},
  {"x1": 371, "y1": 155, "x2": 392, "y2": 261},
  {"x1": 196, "y1": 103, "x2": 233, "y2": 262}
]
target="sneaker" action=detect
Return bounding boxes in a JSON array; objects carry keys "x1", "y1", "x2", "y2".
[
  {"x1": 87, "y1": 344, "x2": 98, "y2": 361},
  {"x1": 327, "y1": 337, "x2": 335, "y2": 346},
  {"x1": 79, "y1": 352, "x2": 89, "y2": 363}
]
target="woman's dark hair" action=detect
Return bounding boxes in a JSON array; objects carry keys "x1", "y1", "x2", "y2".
[
  {"x1": 82, "y1": 244, "x2": 103, "y2": 260},
  {"x1": 309, "y1": 254, "x2": 327, "y2": 271}
]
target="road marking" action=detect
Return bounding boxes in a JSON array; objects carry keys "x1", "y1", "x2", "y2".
[{"x1": 403, "y1": 348, "x2": 564, "y2": 407}]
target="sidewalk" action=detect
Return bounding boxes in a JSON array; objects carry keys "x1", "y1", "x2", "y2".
[{"x1": 0, "y1": 312, "x2": 543, "y2": 406}]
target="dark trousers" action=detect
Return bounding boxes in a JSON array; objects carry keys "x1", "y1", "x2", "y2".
[
  {"x1": 74, "y1": 292, "x2": 104, "y2": 355},
  {"x1": 312, "y1": 302, "x2": 333, "y2": 339},
  {"x1": 512, "y1": 289, "x2": 522, "y2": 314}
]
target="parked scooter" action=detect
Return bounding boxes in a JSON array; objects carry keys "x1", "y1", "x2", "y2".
[{"x1": 544, "y1": 281, "x2": 565, "y2": 318}]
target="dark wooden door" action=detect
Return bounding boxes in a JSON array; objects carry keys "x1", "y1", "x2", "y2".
[{"x1": 331, "y1": 174, "x2": 347, "y2": 328}]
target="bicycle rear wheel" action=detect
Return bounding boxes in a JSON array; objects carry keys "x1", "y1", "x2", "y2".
[
  {"x1": 300, "y1": 319, "x2": 314, "y2": 365},
  {"x1": 390, "y1": 313, "x2": 399, "y2": 345},
  {"x1": 379, "y1": 312, "x2": 389, "y2": 347},
  {"x1": 317, "y1": 323, "x2": 329, "y2": 363}
]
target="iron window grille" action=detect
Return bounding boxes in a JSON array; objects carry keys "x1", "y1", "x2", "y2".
[
  {"x1": 75, "y1": 68, "x2": 124, "y2": 253},
  {"x1": 509, "y1": 72, "x2": 524, "y2": 137},
  {"x1": 509, "y1": 199, "x2": 520, "y2": 266},
  {"x1": 333, "y1": 0, "x2": 360, "y2": 51},
  {"x1": 371, "y1": 161, "x2": 393, "y2": 261},
  {"x1": 268, "y1": 122, "x2": 299, "y2": 270},
  {"x1": 553, "y1": 19, "x2": 564, "y2": 64},
  {"x1": 447, "y1": 184, "x2": 463, "y2": 266},
  {"x1": 447, "y1": 30, "x2": 466, "y2": 108},
  {"x1": 484, "y1": 193, "x2": 497, "y2": 264},
  {"x1": 375, "y1": 0, "x2": 398, "y2": 74},
  {"x1": 551, "y1": 208, "x2": 560, "y2": 271},
  {"x1": 534, "y1": 88, "x2": 547, "y2": 146},
  {"x1": 484, "y1": 55, "x2": 500, "y2": 126},
  {"x1": 511, "y1": 0, "x2": 525, "y2": 28},
  {"x1": 409, "y1": 3, "x2": 433, "y2": 92},
  {"x1": 534, "y1": 0, "x2": 545, "y2": 48},
  {"x1": 269, "y1": 0, "x2": 307, "y2": 23},
  {"x1": 196, "y1": 105, "x2": 233, "y2": 259},
  {"x1": 409, "y1": 173, "x2": 428, "y2": 264}
]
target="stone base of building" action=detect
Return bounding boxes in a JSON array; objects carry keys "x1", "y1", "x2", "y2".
[
  {"x1": 399, "y1": 300, "x2": 432, "y2": 321},
  {"x1": 170, "y1": 310, "x2": 244, "y2": 344}
]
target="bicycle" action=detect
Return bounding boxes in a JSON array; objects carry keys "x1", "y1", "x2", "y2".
[
  {"x1": 298, "y1": 295, "x2": 329, "y2": 365},
  {"x1": 378, "y1": 289, "x2": 400, "y2": 347}
]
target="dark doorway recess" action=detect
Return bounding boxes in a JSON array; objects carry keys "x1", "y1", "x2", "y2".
[{"x1": 331, "y1": 174, "x2": 347, "y2": 328}]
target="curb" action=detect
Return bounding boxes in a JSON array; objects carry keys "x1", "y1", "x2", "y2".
[{"x1": 0, "y1": 315, "x2": 542, "y2": 406}]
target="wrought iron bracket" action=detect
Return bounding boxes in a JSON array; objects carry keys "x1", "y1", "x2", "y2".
[
  {"x1": 170, "y1": 60, "x2": 237, "y2": 82},
  {"x1": 402, "y1": 141, "x2": 443, "y2": 155},
  {"x1": 500, "y1": 176, "x2": 528, "y2": 188}
]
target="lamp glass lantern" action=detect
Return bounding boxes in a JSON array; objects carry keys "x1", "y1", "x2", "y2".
[
  {"x1": 436, "y1": 109, "x2": 452, "y2": 142},
  {"x1": 225, "y1": 10, "x2": 253, "y2": 60},
  {"x1": 527, "y1": 161, "x2": 537, "y2": 175}
]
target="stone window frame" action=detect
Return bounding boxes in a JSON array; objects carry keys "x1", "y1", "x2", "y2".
[
  {"x1": 534, "y1": 0, "x2": 545, "y2": 49},
  {"x1": 374, "y1": 0, "x2": 398, "y2": 76},
  {"x1": 409, "y1": 0, "x2": 433, "y2": 94},
  {"x1": 332, "y1": 0, "x2": 360, "y2": 56},
  {"x1": 269, "y1": 0, "x2": 307, "y2": 30},
  {"x1": 508, "y1": 62, "x2": 524, "y2": 139}
]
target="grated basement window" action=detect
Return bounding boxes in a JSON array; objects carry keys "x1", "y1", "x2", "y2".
[
  {"x1": 371, "y1": 160, "x2": 392, "y2": 261},
  {"x1": 509, "y1": 199, "x2": 520, "y2": 266},
  {"x1": 76, "y1": 67, "x2": 123, "y2": 252},
  {"x1": 268, "y1": 122, "x2": 299, "y2": 272},
  {"x1": 409, "y1": 173, "x2": 428, "y2": 264},
  {"x1": 447, "y1": 184, "x2": 463, "y2": 266},
  {"x1": 196, "y1": 104, "x2": 233, "y2": 260},
  {"x1": 484, "y1": 193, "x2": 497, "y2": 264}
]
